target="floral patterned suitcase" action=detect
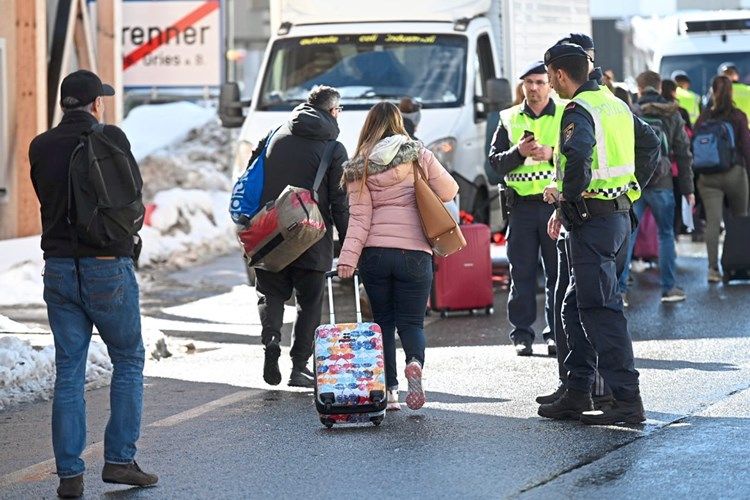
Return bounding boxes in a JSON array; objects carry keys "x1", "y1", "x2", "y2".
[{"x1": 314, "y1": 271, "x2": 386, "y2": 428}]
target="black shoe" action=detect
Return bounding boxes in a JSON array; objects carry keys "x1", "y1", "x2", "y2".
[
  {"x1": 514, "y1": 341, "x2": 533, "y2": 356},
  {"x1": 294, "y1": 365, "x2": 314, "y2": 379},
  {"x1": 580, "y1": 396, "x2": 646, "y2": 425},
  {"x1": 263, "y1": 340, "x2": 282, "y2": 386},
  {"x1": 102, "y1": 461, "x2": 158, "y2": 487},
  {"x1": 538, "y1": 388, "x2": 593, "y2": 420},
  {"x1": 535, "y1": 383, "x2": 566, "y2": 404},
  {"x1": 545, "y1": 338, "x2": 557, "y2": 356},
  {"x1": 57, "y1": 474, "x2": 83, "y2": 498},
  {"x1": 288, "y1": 368, "x2": 315, "y2": 388},
  {"x1": 592, "y1": 393, "x2": 616, "y2": 411}
]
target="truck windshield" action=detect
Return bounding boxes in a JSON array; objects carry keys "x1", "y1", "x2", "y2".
[
  {"x1": 660, "y1": 53, "x2": 750, "y2": 96},
  {"x1": 258, "y1": 33, "x2": 467, "y2": 110}
]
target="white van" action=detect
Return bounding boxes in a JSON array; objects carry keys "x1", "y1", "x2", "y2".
[
  {"x1": 654, "y1": 12, "x2": 750, "y2": 97},
  {"x1": 219, "y1": 0, "x2": 589, "y2": 229},
  {"x1": 221, "y1": 0, "x2": 509, "y2": 228}
]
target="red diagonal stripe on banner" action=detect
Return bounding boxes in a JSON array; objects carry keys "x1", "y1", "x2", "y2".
[{"x1": 123, "y1": 0, "x2": 219, "y2": 70}]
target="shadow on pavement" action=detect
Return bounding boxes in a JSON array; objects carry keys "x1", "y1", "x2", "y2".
[{"x1": 635, "y1": 358, "x2": 740, "y2": 372}]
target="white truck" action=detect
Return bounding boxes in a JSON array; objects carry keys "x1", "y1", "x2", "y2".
[
  {"x1": 653, "y1": 11, "x2": 750, "y2": 97},
  {"x1": 220, "y1": 0, "x2": 590, "y2": 229}
]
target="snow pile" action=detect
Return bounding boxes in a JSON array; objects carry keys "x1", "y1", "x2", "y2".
[
  {"x1": 0, "y1": 261, "x2": 45, "y2": 306},
  {"x1": 0, "y1": 336, "x2": 112, "y2": 410},
  {"x1": 138, "y1": 188, "x2": 237, "y2": 269},
  {"x1": 0, "y1": 315, "x2": 46, "y2": 333},
  {"x1": 138, "y1": 119, "x2": 237, "y2": 201},
  {"x1": 121, "y1": 101, "x2": 217, "y2": 162}
]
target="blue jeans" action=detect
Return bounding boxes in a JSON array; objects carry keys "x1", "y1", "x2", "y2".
[
  {"x1": 619, "y1": 188, "x2": 677, "y2": 294},
  {"x1": 358, "y1": 247, "x2": 432, "y2": 389},
  {"x1": 43, "y1": 257, "x2": 145, "y2": 478}
]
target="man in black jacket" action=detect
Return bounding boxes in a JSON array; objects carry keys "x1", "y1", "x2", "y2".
[
  {"x1": 28, "y1": 70, "x2": 157, "y2": 498},
  {"x1": 618, "y1": 71, "x2": 694, "y2": 304},
  {"x1": 254, "y1": 85, "x2": 349, "y2": 388}
]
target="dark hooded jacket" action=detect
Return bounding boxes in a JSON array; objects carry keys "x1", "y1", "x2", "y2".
[
  {"x1": 636, "y1": 89, "x2": 694, "y2": 194},
  {"x1": 251, "y1": 103, "x2": 349, "y2": 272}
]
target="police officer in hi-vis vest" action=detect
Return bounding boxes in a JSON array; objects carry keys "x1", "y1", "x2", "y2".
[
  {"x1": 539, "y1": 43, "x2": 660, "y2": 425},
  {"x1": 488, "y1": 61, "x2": 563, "y2": 357}
]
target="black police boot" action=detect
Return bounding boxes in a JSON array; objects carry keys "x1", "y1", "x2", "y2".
[
  {"x1": 514, "y1": 340, "x2": 533, "y2": 356},
  {"x1": 592, "y1": 393, "x2": 615, "y2": 411},
  {"x1": 263, "y1": 340, "x2": 282, "y2": 386},
  {"x1": 538, "y1": 388, "x2": 593, "y2": 420},
  {"x1": 580, "y1": 395, "x2": 646, "y2": 425},
  {"x1": 535, "y1": 383, "x2": 566, "y2": 404}
]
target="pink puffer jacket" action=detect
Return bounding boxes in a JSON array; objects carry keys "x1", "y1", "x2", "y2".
[{"x1": 338, "y1": 135, "x2": 459, "y2": 268}]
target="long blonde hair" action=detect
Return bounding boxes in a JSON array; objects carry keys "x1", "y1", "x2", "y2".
[{"x1": 352, "y1": 102, "x2": 410, "y2": 192}]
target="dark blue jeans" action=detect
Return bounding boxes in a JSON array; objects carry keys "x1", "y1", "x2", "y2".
[
  {"x1": 562, "y1": 212, "x2": 640, "y2": 401},
  {"x1": 619, "y1": 188, "x2": 678, "y2": 293},
  {"x1": 43, "y1": 257, "x2": 144, "y2": 478},
  {"x1": 359, "y1": 247, "x2": 432, "y2": 389}
]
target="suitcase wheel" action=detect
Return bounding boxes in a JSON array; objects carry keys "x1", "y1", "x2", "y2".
[
  {"x1": 485, "y1": 307, "x2": 494, "y2": 315},
  {"x1": 370, "y1": 415, "x2": 384, "y2": 427},
  {"x1": 320, "y1": 417, "x2": 334, "y2": 429},
  {"x1": 440, "y1": 311, "x2": 448, "y2": 319},
  {"x1": 722, "y1": 271, "x2": 732, "y2": 284}
]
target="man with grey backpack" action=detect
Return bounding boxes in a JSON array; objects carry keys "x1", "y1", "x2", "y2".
[
  {"x1": 618, "y1": 70, "x2": 694, "y2": 304},
  {"x1": 28, "y1": 70, "x2": 156, "y2": 498}
]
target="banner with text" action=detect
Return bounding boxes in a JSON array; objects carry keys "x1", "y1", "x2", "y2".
[{"x1": 122, "y1": 0, "x2": 221, "y2": 87}]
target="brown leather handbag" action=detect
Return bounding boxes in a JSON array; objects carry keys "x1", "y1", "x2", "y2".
[{"x1": 412, "y1": 161, "x2": 466, "y2": 257}]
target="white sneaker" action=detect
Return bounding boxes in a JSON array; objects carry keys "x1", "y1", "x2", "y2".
[{"x1": 386, "y1": 389, "x2": 400, "y2": 411}]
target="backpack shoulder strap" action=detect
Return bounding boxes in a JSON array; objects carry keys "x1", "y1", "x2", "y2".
[
  {"x1": 91, "y1": 122, "x2": 105, "y2": 134},
  {"x1": 312, "y1": 141, "x2": 337, "y2": 200}
]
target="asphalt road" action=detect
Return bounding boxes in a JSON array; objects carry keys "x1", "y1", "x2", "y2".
[{"x1": 1, "y1": 249, "x2": 749, "y2": 499}]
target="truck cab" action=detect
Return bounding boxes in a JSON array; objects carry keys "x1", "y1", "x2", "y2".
[{"x1": 220, "y1": 0, "x2": 512, "y2": 230}]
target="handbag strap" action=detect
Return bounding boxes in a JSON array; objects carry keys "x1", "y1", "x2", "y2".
[
  {"x1": 312, "y1": 140, "x2": 337, "y2": 202},
  {"x1": 412, "y1": 160, "x2": 428, "y2": 183}
]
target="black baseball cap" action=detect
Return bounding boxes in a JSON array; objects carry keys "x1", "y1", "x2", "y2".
[
  {"x1": 556, "y1": 33, "x2": 595, "y2": 52},
  {"x1": 60, "y1": 69, "x2": 115, "y2": 108},
  {"x1": 519, "y1": 61, "x2": 547, "y2": 80},
  {"x1": 544, "y1": 43, "x2": 589, "y2": 67}
]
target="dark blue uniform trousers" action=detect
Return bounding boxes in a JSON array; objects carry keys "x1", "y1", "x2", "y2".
[
  {"x1": 555, "y1": 235, "x2": 609, "y2": 397},
  {"x1": 562, "y1": 211, "x2": 640, "y2": 401},
  {"x1": 506, "y1": 199, "x2": 558, "y2": 344}
]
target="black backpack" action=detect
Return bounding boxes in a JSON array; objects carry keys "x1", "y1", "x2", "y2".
[
  {"x1": 68, "y1": 124, "x2": 145, "y2": 247},
  {"x1": 640, "y1": 114, "x2": 672, "y2": 181}
]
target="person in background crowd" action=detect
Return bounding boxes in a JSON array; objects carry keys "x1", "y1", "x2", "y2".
[
  {"x1": 719, "y1": 63, "x2": 750, "y2": 128},
  {"x1": 619, "y1": 71, "x2": 694, "y2": 304},
  {"x1": 399, "y1": 96, "x2": 422, "y2": 141},
  {"x1": 614, "y1": 86, "x2": 637, "y2": 112},
  {"x1": 603, "y1": 69, "x2": 616, "y2": 90},
  {"x1": 671, "y1": 70, "x2": 701, "y2": 126},
  {"x1": 28, "y1": 70, "x2": 157, "y2": 498},
  {"x1": 694, "y1": 76, "x2": 750, "y2": 282},
  {"x1": 488, "y1": 61, "x2": 561, "y2": 357},
  {"x1": 539, "y1": 43, "x2": 660, "y2": 424},
  {"x1": 254, "y1": 85, "x2": 349, "y2": 388},
  {"x1": 338, "y1": 102, "x2": 458, "y2": 411},
  {"x1": 513, "y1": 82, "x2": 525, "y2": 106},
  {"x1": 662, "y1": 78, "x2": 696, "y2": 236}
]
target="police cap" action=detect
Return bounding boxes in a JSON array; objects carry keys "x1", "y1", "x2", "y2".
[
  {"x1": 556, "y1": 33, "x2": 595, "y2": 52},
  {"x1": 544, "y1": 43, "x2": 589, "y2": 67},
  {"x1": 519, "y1": 60, "x2": 547, "y2": 80}
]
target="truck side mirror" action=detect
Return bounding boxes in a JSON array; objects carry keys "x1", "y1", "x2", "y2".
[
  {"x1": 219, "y1": 82, "x2": 250, "y2": 128},
  {"x1": 486, "y1": 78, "x2": 512, "y2": 111}
]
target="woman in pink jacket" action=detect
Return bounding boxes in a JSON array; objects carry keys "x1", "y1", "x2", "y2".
[{"x1": 337, "y1": 102, "x2": 458, "y2": 411}]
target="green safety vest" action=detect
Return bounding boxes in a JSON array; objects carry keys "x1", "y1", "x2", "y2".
[
  {"x1": 556, "y1": 87, "x2": 641, "y2": 202},
  {"x1": 498, "y1": 100, "x2": 564, "y2": 196},
  {"x1": 675, "y1": 87, "x2": 700, "y2": 125},
  {"x1": 732, "y1": 83, "x2": 750, "y2": 129}
]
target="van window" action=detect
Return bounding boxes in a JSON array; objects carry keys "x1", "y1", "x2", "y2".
[
  {"x1": 660, "y1": 53, "x2": 750, "y2": 96},
  {"x1": 474, "y1": 33, "x2": 495, "y2": 120},
  {"x1": 258, "y1": 34, "x2": 468, "y2": 110}
]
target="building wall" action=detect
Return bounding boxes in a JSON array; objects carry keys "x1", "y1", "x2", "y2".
[{"x1": 0, "y1": 0, "x2": 20, "y2": 239}]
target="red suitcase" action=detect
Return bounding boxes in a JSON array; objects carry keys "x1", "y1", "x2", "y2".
[{"x1": 431, "y1": 223, "x2": 494, "y2": 317}]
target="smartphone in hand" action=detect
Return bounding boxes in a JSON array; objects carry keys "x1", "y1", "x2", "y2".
[{"x1": 522, "y1": 130, "x2": 535, "y2": 140}]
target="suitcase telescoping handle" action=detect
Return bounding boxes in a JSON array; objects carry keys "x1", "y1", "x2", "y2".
[{"x1": 324, "y1": 270, "x2": 362, "y2": 325}]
